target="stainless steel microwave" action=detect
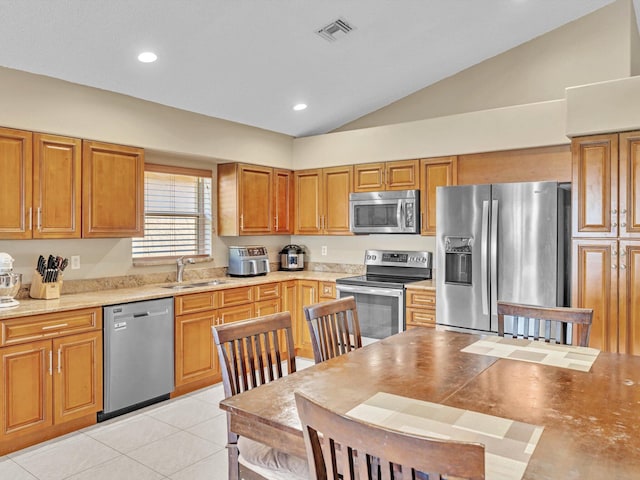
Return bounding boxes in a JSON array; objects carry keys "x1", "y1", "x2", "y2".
[{"x1": 349, "y1": 189, "x2": 420, "y2": 234}]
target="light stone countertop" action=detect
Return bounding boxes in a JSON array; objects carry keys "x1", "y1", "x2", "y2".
[
  {"x1": 0, "y1": 271, "x2": 350, "y2": 320},
  {"x1": 405, "y1": 279, "x2": 436, "y2": 290}
]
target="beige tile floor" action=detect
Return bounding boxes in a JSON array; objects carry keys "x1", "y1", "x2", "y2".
[{"x1": 0, "y1": 357, "x2": 314, "y2": 480}]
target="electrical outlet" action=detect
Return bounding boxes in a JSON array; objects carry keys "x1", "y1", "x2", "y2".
[
  {"x1": 71, "y1": 255, "x2": 80, "y2": 270},
  {"x1": 321, "y1": 246, "x2": 327, "y2": 256}
]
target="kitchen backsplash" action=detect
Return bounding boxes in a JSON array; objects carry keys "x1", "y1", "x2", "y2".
[{"x1": 14, "y1": 262, "x2": 363, "y2": 299}]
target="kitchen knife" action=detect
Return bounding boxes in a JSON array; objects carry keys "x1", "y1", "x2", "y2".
[{"x1": 60, "y1": 258, "x2": 69, "y2": 271}]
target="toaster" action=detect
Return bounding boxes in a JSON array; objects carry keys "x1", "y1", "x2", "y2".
[{"x1": 228, "y1": 246, "x2": 270, "y2": 277}]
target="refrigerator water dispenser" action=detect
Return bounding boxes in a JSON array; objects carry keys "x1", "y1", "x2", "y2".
[{"x1": 444, "y1": 237, "x2": 472, "y2": 285}]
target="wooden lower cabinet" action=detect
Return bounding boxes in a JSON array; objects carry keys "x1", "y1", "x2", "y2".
[
  {"x1": 405, "y1": 288, "x2": 436, "y2": 329},
  {"x1": 0, "y1": 310, "x2": 102, "y2": 454},
  {"x1": 175, "y1": 310, "x2": 219, "y2": 389},
  {"x1": 296, "y1": 280, "x2": 319, "y2": 359}
]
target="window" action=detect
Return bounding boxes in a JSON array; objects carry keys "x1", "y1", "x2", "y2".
[{"x1": 132, "y1": 164, "x2": 212, "y2": 261}]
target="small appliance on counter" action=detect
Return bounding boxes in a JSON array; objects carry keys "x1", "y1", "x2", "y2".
[
  {"x1": 0, "y1": 253, "x2": 21, "y2": 308},
  {"x1": 228, "y1": 246, "x2": 270, "y2": 277},
  {"x1": 279, "y1": 244, "x2": 305, "y2": 271}
]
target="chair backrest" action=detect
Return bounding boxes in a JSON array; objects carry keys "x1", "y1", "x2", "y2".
[
  {"x1": 295, "y1": 391, "x2": 485, "y2": 480},
  {"x1": 303, "y1": 296, "x2": 362, "y2": 364},
  {"x1": 497, "y1": 301, "x2": 593, "y2": 347},
  {"x1": 212, "y1": 312, "x2": 297, "y2": 399}
]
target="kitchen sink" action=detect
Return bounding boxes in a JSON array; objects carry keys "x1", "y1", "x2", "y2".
[
  {"x1": 189, "y1": 280, "x2": 226, "y2": 287},
  {"x1": 161, "y1": 280, "x2": 227, "y2": 290}
]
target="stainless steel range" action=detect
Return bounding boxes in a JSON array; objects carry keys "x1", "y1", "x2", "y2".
[{"x1": 336, "y1": 249, "x2": 432, "y2": 343}]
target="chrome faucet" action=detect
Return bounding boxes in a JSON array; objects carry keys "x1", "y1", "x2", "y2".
[{"x1": 176, "y1": 256, "x2": 195, "y2": 283}]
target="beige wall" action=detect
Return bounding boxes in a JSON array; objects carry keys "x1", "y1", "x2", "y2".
[
  {"x1": 293, "y1": 100, "x2": 569, "y2": 169},
  {"x1": 0, "y1": 66, "x2": 293, "y2": 169},
  {"x1": 335, "y1": 0, "x2": 634, "y2": 132},
  {"x1": 632, "y1": 2, "x2": 640, "y2": 75}
]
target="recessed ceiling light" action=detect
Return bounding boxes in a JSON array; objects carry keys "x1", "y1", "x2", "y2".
[
  {"x1": 138, "y1": 52, "x2": 157, "y2": 63},
  {"x1": 293, "y1": 103, "x2": 307, "y2": 111}
]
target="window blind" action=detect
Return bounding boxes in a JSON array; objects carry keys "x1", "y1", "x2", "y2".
[{"x1": 132, "y1": 166, "x2": 212, "y2": 259}]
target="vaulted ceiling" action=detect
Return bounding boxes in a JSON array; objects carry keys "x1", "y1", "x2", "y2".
[{"x1": 0, "y1": 0, "x2": 635, "y2": 137}]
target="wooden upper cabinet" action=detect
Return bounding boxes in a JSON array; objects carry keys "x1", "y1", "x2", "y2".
[
  {"x1": 419, "y1": 156, "x2": 457, "y2": 235},
  {"x1": 239, "y1": 164, "x2": 272, "y2": 234},
  {"x1": 618, "y1": 131, "x2": 640, "y2": 238},
  {"x1": 571, "y1": 134, "x2": 618, "y2": 238},
  {"x1": 273, "y1": 168, "x2": 294, "y2": 234},
  {"x1": 33, "y1": 134, "x2": 82, "y2": 239},
  {"x1": 0, "y1": 127, "x2": 32, "y2": 239},
  {"x1": 294, "y1": 166, "x2": 352, "y2": 235},
  {"x1": 354, "y1": 159, "x2": 419, "y2": 192},
  {"x1": 323, "y1": 166, "x2": 352, "y2": 234},
  {"x1": 218, "y1": 163, "x2": 293, "y2": 235},
  {"x1": 294, "y1": 169, "x2": 323, "y2": 235},
  {"x1": 82, "y1": 140, "x2": 144, "y2": 238}
]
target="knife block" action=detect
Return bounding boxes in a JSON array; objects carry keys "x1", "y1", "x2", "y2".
[{"x1": 29, "y1": 271, "x2": 63, "y2": 299}]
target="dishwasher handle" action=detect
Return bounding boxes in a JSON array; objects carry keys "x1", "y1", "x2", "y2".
[{"x1": 114, "y1": 308, "x2": 170, "y2": 321}]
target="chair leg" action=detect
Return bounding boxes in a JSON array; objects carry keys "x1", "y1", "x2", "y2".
[{"x1": 228, "y1": 443, "x2": 240, "y2": 480}]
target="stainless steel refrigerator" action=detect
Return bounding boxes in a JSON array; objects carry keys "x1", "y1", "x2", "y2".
[{"x1": 435, "y1": 181, "x2": 571, "y2": 333}]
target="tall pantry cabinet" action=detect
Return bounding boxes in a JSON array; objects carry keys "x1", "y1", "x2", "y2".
[{"x1": 571, "y1": 131, "x2": 640, "y2": 354}]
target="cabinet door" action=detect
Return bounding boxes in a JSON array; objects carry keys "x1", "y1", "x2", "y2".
[
  {"x1": 53, "y1": 331, "x2": 102, "y2": 424},
  {"x1": 386, "y1": 159, "x2": 419, "y2": 190},
  {"x1": 33, "y1": 134, "x2": 82, "y2": 239},
  {"x1": 0, "y1": 340, "x2": 52, "y2": 438},
  {"x1": 294, "y1": 169, "x2": 322, "y2": 234},
  {"x1": 281, "y1": 281, "x2": 299, "y2": 348},
  {"x1": 319, "y1": 281, "x2": 336, "y2": 300},
  {"x1": 353, "y1": 163, "x2": 385, "y2": 192},
  {"x1": 572, "y1": 239, "x2": 618, "y2": 352},
  {"x1": 571, "y1": 134, "x2": 618, "y2": 238},
  {"x1": 82, "y1": 140, "x2": 144, "y2": 238},
  {"x1": 619, "y1": 131, "x2": 640, "y2": 238},
  {"x1": 0, "y1": 127, "x2": 32, "y2": 239},
  {"x1": 239, "y1": 164, "x2": 272, "y2": 235},
  {"x1": 255, "y1": 298, "x2": 281, "y2": 317},
  {"x1": 297, "y1": 280, "x2": 318, "y2": 359},
  {"x1": 273, "y1": 169, "x2": 294, "y2": 234},
  {"x1": 618, "y1": 241, "x2": 640, "y2": 355},
  {"x1": 420, "y1": 156, "x2": 457, "y2": 235},
  {"x1": 175, "y1": 311, "x2": 217, "y2": 387},
  {"x1": 323, "y1": 166, "x2": 352, "y2": 235}
]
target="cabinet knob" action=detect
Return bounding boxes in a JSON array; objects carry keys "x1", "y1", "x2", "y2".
[
  {"x1": 621, "y1": 223, "x2": 627, "y2": 228},
  {"x1": 612, "y1": 209, "x2": 618, "y2": 215},
  {"x1": 612, "y1": 264, "x2": 617, "y2": 269},
  {"x1": 612, "y1": 222, "x2": 618, "y2": 228},
  {"x1": 621, "y1": 209, "x2": 627, "y2": 214},
  {"x1": 620, "y1": 264, "x2": 627, "y2": 270}
]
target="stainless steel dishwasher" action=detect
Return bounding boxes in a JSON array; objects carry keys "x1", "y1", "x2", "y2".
[{"x1": 99, "y1": 297, "x2": 174, "y2": 421}]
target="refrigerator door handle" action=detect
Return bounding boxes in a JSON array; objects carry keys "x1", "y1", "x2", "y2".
[
  {"x1": 490, "y1": 199, "x2": 499, "y2": 316},
  {"x1": 481, "y1": 200, "x2": 489, "y2": 315}
]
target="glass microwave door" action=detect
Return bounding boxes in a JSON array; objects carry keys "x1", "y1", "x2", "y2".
[{"x1": 353, "y1": 203, "x2": 399, "y2": 228}]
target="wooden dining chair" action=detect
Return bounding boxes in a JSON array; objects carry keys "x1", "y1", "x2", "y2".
[
  {"x1": 303, "y1": 296, "x2": 363, "y2": 364},
  {"x1": 497, "y1": 301, "x2": 593, "y2": 347},
  {"x1": 212, "y1": 312, "x2": 308, "y2": 480},
  {"x1": 295, "y1": 391, "x2": 485, "y2": 480}
]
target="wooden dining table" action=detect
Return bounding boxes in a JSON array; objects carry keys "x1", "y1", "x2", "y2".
[{"x1": 219, "y1": 328, "x2": 640, "y2": 479}]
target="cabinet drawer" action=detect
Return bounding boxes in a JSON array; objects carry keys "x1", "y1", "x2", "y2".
[
  {"x1": 406, "y1": 308, "x2": 436, "y2": 328},
  {"x1": 406, "y1": 289, "x2": 435, "y2": 308},
  {"x1": 255, "y1": 282, "x2": 281, "y2": 301},
  {"x1": 319, "y1": 281, "x2": 336, "y2": 299},
  {"x1": 219, "y1": 286, "x2": 254, "y2": 307},
  {"x1": 1, "y1": 308, "x2": 101, "y2": 346},
  {"x1": 175, "y1": 291, "x2": 218, "y2": 315}
]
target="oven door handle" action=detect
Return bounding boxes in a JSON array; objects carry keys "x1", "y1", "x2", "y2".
[{"x1": 336, "y1": 284, "x2": 404, "y2": 298}]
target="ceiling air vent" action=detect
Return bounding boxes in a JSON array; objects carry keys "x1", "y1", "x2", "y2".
[{"x1": 316, "y1": 18, "x2": 355, "y2": 42}]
